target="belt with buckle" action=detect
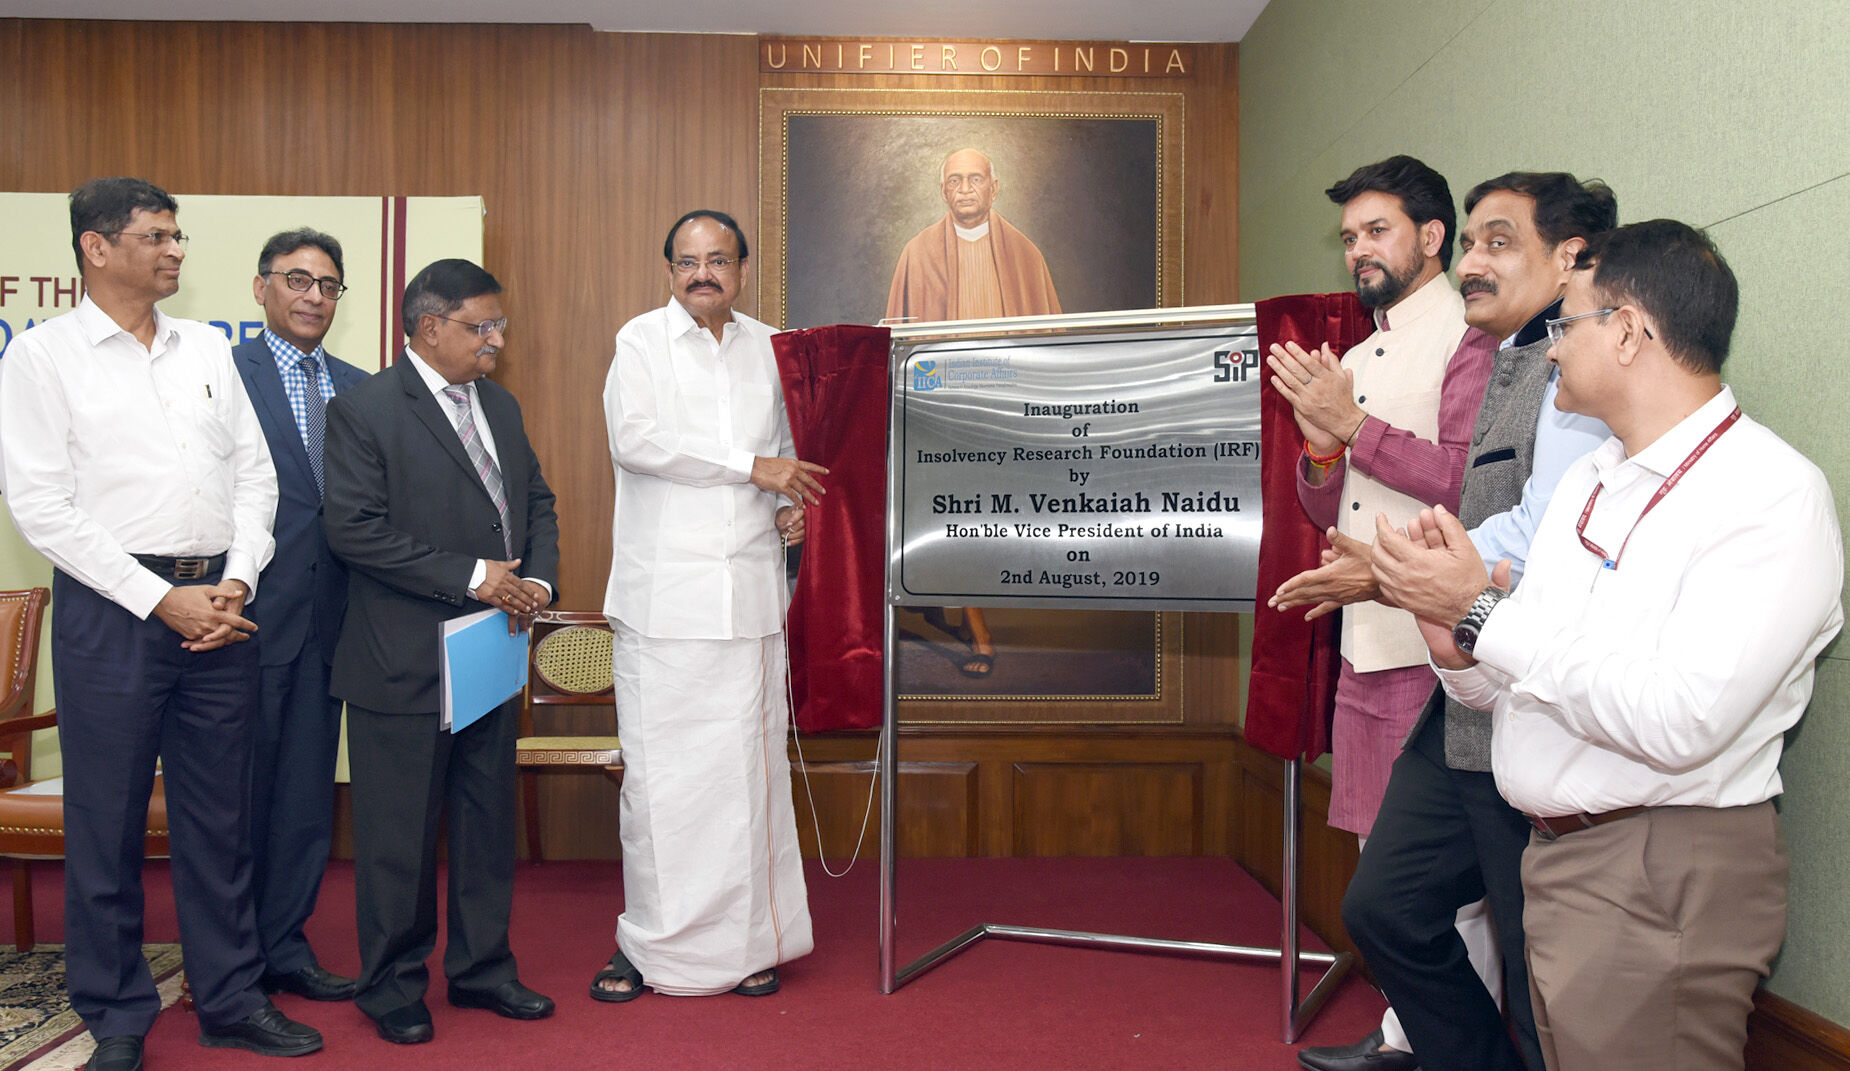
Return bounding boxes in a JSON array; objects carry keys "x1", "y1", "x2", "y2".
[
  {"x1": 133, "y1": 553, "x2": 227, "y2": 581},
  {"x1": 1524, "y1": 805, "x2": 1651, "y2": 841}
]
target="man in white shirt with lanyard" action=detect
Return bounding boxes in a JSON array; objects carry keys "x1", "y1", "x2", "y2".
[
  {"x1": 593, "y1": 210, "x2": 824, "y2": 1003},
  {"x1": 0, "y1": 177, "x2": 322, "y2": 1068},
  {"x1": 1374, "y1": 219, "x2": 1843, "y2": 1071}
]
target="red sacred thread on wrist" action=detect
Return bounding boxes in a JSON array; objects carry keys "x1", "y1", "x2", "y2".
[{"x1": 1304, "y1": 441, "x2": 1346, "y2": 466}]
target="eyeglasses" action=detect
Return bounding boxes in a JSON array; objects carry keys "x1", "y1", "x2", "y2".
[
  {"x1": 435, "y1": 315, "x2": 508, "y2": 338},
  {"x1": 261, "y1": 269, "x2": 349, "y2": 300},
  {"x1": 1545, "y1": 307, "x2": 1654, "y2": 345},
  {"x1": 669, "y1": 256, "x2": 741, "y2": 274},
  {"x1": 105, "y1": 229, "x2": 188, "y2": 250}
]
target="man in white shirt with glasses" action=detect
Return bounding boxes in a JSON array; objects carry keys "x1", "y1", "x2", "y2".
[
  {"x1": 1375, "y1": 220, "x2": 1842, "y2": 1071},
  {"x1": 0, "y1": 177, "x2": 321, "y2": 1069}
]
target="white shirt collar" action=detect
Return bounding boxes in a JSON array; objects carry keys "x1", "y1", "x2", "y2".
[
  {"x1": 401, "y1": 346, "x2": 470, "y2": 399},
  {"x1": 1613, "y1": 384, "x2": 1737, "y2": 478},
  {"x1": 75, "y1": 294, "x2": 177, "y2": 349},
  {"x1": 666, "y1": 295, "x2": 737, "y2": 342},
  {"x1": 953, "y1": 219, "x2": 991, "y2": 242}
]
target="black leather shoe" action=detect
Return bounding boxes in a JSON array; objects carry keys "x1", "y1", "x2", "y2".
[
  {"x1": 447, "y1": 979, "x2": 555, "y2": 1020},
  {"x1": 1298, "y1": 1028, "x2": 1421, "y2": 1071},
  {"x1": 372, "y1": 1000, "x2": 434, "y2": 1045},
  {"x1": 262, "y1": 963, "x2": 359, "y2": 1001},
  {"x1": 199, "y1": 1001, "x2": 323, "y2": 1057},
  {"x1": 86, "y1": 1035, "x2": 143, "y2": 1071}
]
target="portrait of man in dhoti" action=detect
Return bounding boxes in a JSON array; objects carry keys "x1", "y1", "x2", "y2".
[{"x1": 762, "y1": 94, "x2": 1184, "y2": 709}]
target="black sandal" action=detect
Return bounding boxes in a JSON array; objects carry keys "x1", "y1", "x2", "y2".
[
  {"x1": 590, "y1": 950, "x2": 646, "y2": 1003},
  {"x1": 958, "y1": 652, "x2": 995, "y2": 678},
  {"x1": 733, "y1": 969, "x2": 780, "y2": 997}
]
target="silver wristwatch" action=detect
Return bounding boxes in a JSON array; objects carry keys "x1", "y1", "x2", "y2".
[{"x1": 1452, "y1": 587, "x2": 1508, "y2": 655}]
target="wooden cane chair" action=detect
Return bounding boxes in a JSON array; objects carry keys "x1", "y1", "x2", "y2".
[
  {"x1": 516, "y1": 611, "x2": 622, "y2": 862},
  {"x1": 0, "y1": 587, "x2": 172, "y2": 951}
]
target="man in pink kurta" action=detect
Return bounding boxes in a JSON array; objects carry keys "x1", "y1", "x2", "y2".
[{"x1": 1265, "y1": 156, "x2": 1494, "y2": 1071}]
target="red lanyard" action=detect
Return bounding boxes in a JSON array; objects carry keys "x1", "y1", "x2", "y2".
[{"x1": 1577, "y1": 406, "x2": 1741, "y2": 571}]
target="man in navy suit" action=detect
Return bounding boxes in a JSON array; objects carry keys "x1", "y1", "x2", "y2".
[{"x1": 232, "y1": 229, "x2": 369, "y2": 1002}]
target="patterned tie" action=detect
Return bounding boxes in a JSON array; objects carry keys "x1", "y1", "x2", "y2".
[
  {"x1": 443, "y1": 385, "x2": 513, "y2": 557},
  {"x1": 299, "y1": 355, "x2": 326, "y2": 497}
]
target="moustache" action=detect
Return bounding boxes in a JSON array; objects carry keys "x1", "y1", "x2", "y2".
[
  {"x1": 1460, "y1": 278, "x2": 1497, "y2": 297},
  {"x1": 475, "y1": 346, "x2": 499, "y2": 358},
  {"x1": 685, "y1": 281, "x2": 721, "y2": 292},
  {"x1": 1352, "y1": 259, "x2": 1382, "y2": 278}
]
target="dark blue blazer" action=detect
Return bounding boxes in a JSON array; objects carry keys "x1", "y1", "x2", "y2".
[{"x1": 232, "y1": 336, "x2": 371, "y2": 668}]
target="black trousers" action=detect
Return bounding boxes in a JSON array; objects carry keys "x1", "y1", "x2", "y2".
[
  {"x1": 249, "y1": 629, "x2": 343, "y2": 975},
  {"x1": 1341, "y1": 696, "x2": 1543, "y2": 1071},
  {"x1": 51, "y1": 569, "x2": 266, "y2": 1036},
  {"x1": 346, "y1": 700, "x2": 519, "y2": 1018}
]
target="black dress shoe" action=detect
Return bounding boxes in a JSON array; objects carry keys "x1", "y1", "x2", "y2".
[
  {"x1": 87, "y1": 1035, "x2": 143, "y2": 1071},
  {"x1": 262, "y1": 963, "x2": 359, "y2": 1001},
  {"x1": 1298, "y1": 1028, "x2": 1421, "y2": 1071},
  {"x1": 447, "y1": 979, "x2": 555, "y2": 1020},
  {"x1": 199, "y1": 1001, "x2": 324, "y2": 1057},
  {"x1": 373, "y1": 1000, "x2": 434, "y2": 1045}
]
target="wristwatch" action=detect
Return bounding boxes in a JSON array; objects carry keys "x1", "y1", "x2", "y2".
[{"x1": 1452, "y1": 586, "x2": 1508, "y2": 655}]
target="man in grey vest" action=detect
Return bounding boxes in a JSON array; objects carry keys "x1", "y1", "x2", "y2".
[{"x1": 1283, "y1": 173, "x2": 1616, "y2": 1071}]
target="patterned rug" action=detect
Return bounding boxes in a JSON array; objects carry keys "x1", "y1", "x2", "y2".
[{"x1": 0, "y1": 945, "x2": 184, "y2": 1071}]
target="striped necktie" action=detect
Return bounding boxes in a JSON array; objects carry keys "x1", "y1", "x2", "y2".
[
  {"x1": 442, "y1": 385, "x2": 513, "y2": 557},
  {"x1": 299, "y1": 355, "x2": 326, "y2": 497}
]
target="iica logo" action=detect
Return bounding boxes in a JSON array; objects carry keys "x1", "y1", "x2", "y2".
[{"x1": 912, "y1": 359, "x2": 942, "y2": 391}]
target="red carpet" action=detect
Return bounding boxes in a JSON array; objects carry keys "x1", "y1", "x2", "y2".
[{"x1": 14, "y1": 856, "x2": 1385, "y2": 1069}]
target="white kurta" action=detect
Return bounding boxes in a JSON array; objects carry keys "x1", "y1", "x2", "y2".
[{"x1": 601, "y1": 297, "x2": 813, "y2": 994}]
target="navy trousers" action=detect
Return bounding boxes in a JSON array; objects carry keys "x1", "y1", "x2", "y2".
[
  {"x1": 51, "y1": 570, "x2": 266, "y2": 1037},
  {"x1": 249, "y1": 628, "x2": 342, "y2": 975}
]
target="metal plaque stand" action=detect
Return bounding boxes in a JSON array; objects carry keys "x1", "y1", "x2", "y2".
[
  {"x1": 875, "y1": 307, "x2": 1353, "y2": 1040},
  {"x1": 876, "y1": 602, "x2": 1354, "y2": 1042}
]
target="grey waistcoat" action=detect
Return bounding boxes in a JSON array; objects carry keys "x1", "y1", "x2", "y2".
[{"x1": 1413, "y1": 336, "x2": 1553, "y2": 771}]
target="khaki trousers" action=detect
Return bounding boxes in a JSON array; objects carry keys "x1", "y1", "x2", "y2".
[{"x1": 1521, "y1": 803, "x2": 1786, "y2": 1071}]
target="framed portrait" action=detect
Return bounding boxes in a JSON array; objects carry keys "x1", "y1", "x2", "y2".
[{"x1": 760, "y1": 87, "x2": 1187, "y2": 720}]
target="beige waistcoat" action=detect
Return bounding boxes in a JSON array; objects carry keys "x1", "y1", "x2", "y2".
[{"x1": 1338, "y1": 273, "x2": 1470, "y2": 672}]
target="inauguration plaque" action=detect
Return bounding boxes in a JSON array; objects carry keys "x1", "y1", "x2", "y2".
[{"x1": 889, "y1": 309, "x2": 1263, "y2": 612}]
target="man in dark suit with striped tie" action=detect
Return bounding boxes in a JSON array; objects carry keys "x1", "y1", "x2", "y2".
[
  {"x1": 323, "y1": 258, "x2": 559, "y2": 1045},
  {"x1": 233, "y1": 228, "x2": 369, "y2": 1004}
]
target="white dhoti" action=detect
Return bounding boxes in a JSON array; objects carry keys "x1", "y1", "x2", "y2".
[{"x1": 610, "y1": 622, "x2": 814, "y2": 995}]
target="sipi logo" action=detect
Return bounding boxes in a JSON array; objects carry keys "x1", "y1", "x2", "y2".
[
  {"x1": 912, "y1": 359, "x2": 942, "y2": 391},
  {"x1": 1212, "y1": 348, "x2": 1261, "y2": 383}
]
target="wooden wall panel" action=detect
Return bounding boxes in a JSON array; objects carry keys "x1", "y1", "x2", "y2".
[
  {"x1": 2, "y1": 19, "x2": 1249, "y2": 868},
  {"x1": 1010, "y1": 762, "x2": 1202, "y2": 856},
  {"x1": 793, "y1": 759, "x2": 978, "y2": 860},
  {"x1": 0, "y1": 19, "x2": 755, "y2": 612}
]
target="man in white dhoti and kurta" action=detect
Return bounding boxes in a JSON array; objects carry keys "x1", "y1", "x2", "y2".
[{"x1": 593, "y1": 210, "x2": 827, "y2": 1002}]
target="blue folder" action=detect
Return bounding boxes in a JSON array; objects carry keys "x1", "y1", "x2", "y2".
[{"x1": 439, "y1": 608, "x2": 530, "y2": 732}]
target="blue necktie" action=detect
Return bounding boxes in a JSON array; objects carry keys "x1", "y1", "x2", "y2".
[{"x1": 300, "y1": 355, "x2": 326, "y2": 497}]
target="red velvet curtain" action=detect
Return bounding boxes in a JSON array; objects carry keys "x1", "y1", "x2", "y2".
[
  {"x1": 772, "y1": 324, "x2": 890, "y2": 731},
  {"x1": 1244, "y1": 293, "x2": 1373, "y2": 760}
]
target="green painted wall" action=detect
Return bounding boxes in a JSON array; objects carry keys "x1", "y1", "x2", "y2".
[{"x1": 1239, "y1": 0, "x2": 1850, "y2": 1022}]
